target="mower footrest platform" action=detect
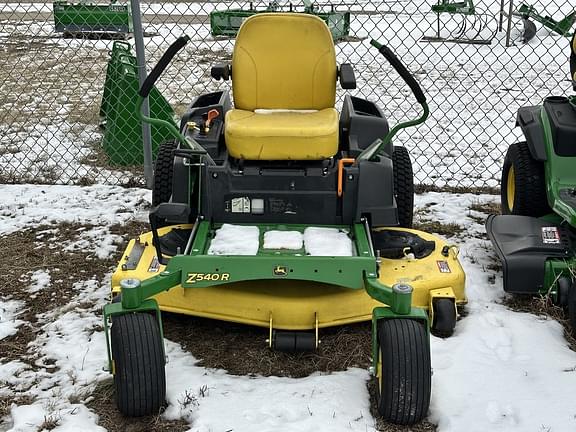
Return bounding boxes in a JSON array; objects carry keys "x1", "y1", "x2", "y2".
[{"x1": 486, "y1": 215, "x2": 571, "y2": 294}]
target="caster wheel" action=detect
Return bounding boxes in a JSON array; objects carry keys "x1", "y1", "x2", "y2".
[
  {"x1": 375, "y1": 319, "x2": 431, "y2": 425},
  {"x1": 431, "y1": 298, "x2": 457, "y2": 337},
  {"x1": 111, "y1": 313, "x2": 166, "y2": 416}
]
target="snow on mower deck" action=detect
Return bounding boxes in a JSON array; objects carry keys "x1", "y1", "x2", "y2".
[{"x1": 110, "y1": 223, "x2": 465, "y2": 332}]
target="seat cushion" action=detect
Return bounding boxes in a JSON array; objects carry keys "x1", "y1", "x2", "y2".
[{"x1": 225, "y1": 108, "x2": 339, "y2": 160}]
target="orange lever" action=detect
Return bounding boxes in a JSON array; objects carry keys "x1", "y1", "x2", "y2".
[
  {"x1": 205, "y1": 109, "x2": 220, "y2": 128},
  {"x1": 337, "y1": 158, "x2": 356, "y2": 198}
]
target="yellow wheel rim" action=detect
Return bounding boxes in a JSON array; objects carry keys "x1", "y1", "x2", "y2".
[
  {"x1": 506, "y1": 166, "x2": 515, "y2": 212},
  {"x1": 377, "y1": 348, "x2": 383, "y2": 391}
]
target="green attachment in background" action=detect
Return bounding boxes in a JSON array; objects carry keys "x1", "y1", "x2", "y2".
[
  {"x1": 517, "y1": 3, "x2": 575, "y2": 37},
  {"x1": 431, "y1": 0, "x2": 476, "y2": 15},
  {"x1": 210, "y1": 3, "x2": 350, "y2": 41},
  {"x1": 53, "y1": 1, "x2": 133, "y2": 35},
  {"x1": 100, "y1": 41, "x2": 177, "y2": 166}
]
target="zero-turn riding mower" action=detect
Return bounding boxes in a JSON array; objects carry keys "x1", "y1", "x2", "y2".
[
  {"x1": 486, "y1": 33, "x2": 576, "y2": 330},
  {"x1": 103, "y1": 13, "x2": 466, "y2": 425}
]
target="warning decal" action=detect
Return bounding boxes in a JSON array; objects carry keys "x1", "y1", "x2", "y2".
[
  {"x1": 541, "y1": 227, "x2": 561, "y2": 245},
  {"x1": 437, "y1": 260, "x2": 451, "y2": 273}
]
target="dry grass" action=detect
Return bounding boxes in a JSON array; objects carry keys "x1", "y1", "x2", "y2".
[
  {"x1": 412, "y1": 221, "x2": 464, "y2": 237},
  {"x1": 469, "y1": 201, "x2": 501, "y2": 215},
  {"x1": 415, "y1": 184, "x2": 499, "y2": 195},
  {"x1": 163, "y1": 314, "x2": 372, "y2": 378}
]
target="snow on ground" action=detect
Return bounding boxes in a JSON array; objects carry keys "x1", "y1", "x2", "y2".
[
  {"x1": 25, "y1": 270, "x2": 50, "y2": 294},
  {"x1": 0, "y1": 300, "x2": 25, "y2": 341},
  {"x1": 0, "y1": 184, "x2": 149, "y2": 236},
  {"x1": 2, "y1": 185, "x2": 576, "y2": 431}
]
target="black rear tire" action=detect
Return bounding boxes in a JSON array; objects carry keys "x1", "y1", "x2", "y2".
[
  {"x1": 392, "y1": 146, "x2": 414, "y2": 228},
  {"x1": 152, "y1": 140, "x2": 177, "y2": 206},
  {"x1": 111, "y1": 313, "x2": 166, "y2": 417},
  {"x1": 501, "y1": 142, "x2": 549, "y2": 216},
  {"x1": 376, "y1": 319, "x2": 431, "y2": 425},
  {"x1": 431, "y1": 298, "x2": 457, "y2": 338}
]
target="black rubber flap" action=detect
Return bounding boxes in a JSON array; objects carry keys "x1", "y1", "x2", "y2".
[
  {"x1": 486, "y1": 215, "x2": 571, "y2": 294},
  {"x1": 158, "y1": 229, "x2": 192, "y2": 256}
]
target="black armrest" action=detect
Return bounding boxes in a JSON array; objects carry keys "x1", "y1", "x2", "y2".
[
  {"x1": 211, "y1": 64, "x2": 231, "y2": 81},
  {"x1": 339, "y1": 63, "x2": 356, "y2": 89}
]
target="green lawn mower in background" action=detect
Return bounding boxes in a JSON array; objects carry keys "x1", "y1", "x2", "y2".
[{"x1": 486, "y1": 33, "x2": 576, "y2": 329}]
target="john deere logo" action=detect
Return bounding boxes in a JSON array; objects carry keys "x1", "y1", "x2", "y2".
[{"x1": 273, "y1": 265, "x2": 288, "y2": 277}]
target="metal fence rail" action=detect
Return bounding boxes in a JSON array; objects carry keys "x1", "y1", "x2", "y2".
[{"x1": 0, "y1": 0, "x2": 573, "y2": 188}]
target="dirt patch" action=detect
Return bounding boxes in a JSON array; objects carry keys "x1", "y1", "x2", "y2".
[
  {"x1": 0, "y1": 221, "x2": 146, "y2": 365},
  {"x1": 87, "y1": 379, "x2": 189, "y2": 432},
  {"x1": 163, "y1": 314, "x2": 372, "y2": 378}
]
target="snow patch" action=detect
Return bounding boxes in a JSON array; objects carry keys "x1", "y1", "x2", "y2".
[
  {"x1": 0, "y1": 184, "x2": 150, "y2": 236},
  {"x1": 303, "y1": 227, "x2": 353, "y2": 256},
  {"x1": 207, "y1": 224, "x2": 260, "y2": 255},
  {"x1": 0, "y1": 300, "x2": 25, "y2": 340},
  {"x1": 162, "y1": 340, "x2": 376, "y2": 432},
  {"x1": 26, "y1": 269, "x2": 51, "y2": 294},
  {"x1": 263, "y1": 230, "x2": 303, "y2": 250}
]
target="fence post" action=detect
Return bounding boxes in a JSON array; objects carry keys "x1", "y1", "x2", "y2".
[{"x1": 130, "y1": 0, "x2": 154, "y2": 188}]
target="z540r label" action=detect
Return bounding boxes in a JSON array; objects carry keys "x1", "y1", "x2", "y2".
[{"x1": 186, "y1": 272, "x2": 230, "y2": 284}]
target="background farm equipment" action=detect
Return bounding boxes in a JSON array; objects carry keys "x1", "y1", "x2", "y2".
[
  {"x1": 100, "y1": 41, "x2": 177, "y2": 165},
  {"x1": 422, "y1": 0, "x2": 497, "y2": 44},
  {"x1": 210, "y1": 0, "x2": 350, "y2": 40},
  {"x1": 516, "y1": 3, "x2": 575, "y2": 43},
  {"x1": 52, "y1": 0, "x2": 133, "y2": 38},
  {"x1": 487, "y1": 37, "x2": 576, "y2": 331}
]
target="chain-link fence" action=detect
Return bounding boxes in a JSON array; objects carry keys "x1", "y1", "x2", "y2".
[{"x1": 0, "y1": 0, "x2": 573, "y2": 188}]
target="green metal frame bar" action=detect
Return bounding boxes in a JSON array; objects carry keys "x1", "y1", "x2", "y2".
[
  {"x1": 53, "y1": 0, "x2": 133, "y2": 33},
  {"x1": 136, "y1": 95, "x2": 188, "y2": 147},
  {"x1": 356, "y1": 102, "x2": 429, "y2": 162},
  {"x1": 544, "y1": 257, "x2": 576, "y2": 302},
  {"x1": 356, "y1": 40, "x2": 430, "y2": 163}
]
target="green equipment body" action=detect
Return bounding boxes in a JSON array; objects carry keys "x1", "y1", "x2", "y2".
[
  {"x1": 100, "y1": 42, "x2": 177, "y2": 165},
  {"x1": 486, "y1": 37, "x2": 576, "y2": 331},
  {"x1": 53, "y1": 1, "x2": 133, "y2": 35},
  {"x1": 210, "y1": 0, "x2": 350, "y2": 40}
]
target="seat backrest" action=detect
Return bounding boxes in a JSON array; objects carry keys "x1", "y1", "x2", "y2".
[{"x1": 232, "y1": 13, "x2": 337, "y2": 111}]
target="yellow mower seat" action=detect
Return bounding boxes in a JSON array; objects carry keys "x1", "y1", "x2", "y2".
[
  {"x1": 225, "y1": 13, "x2": 339, "y2": 161},
  {"x1": 225, "y1": 109, "x2": 339, "y2": 160}
]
